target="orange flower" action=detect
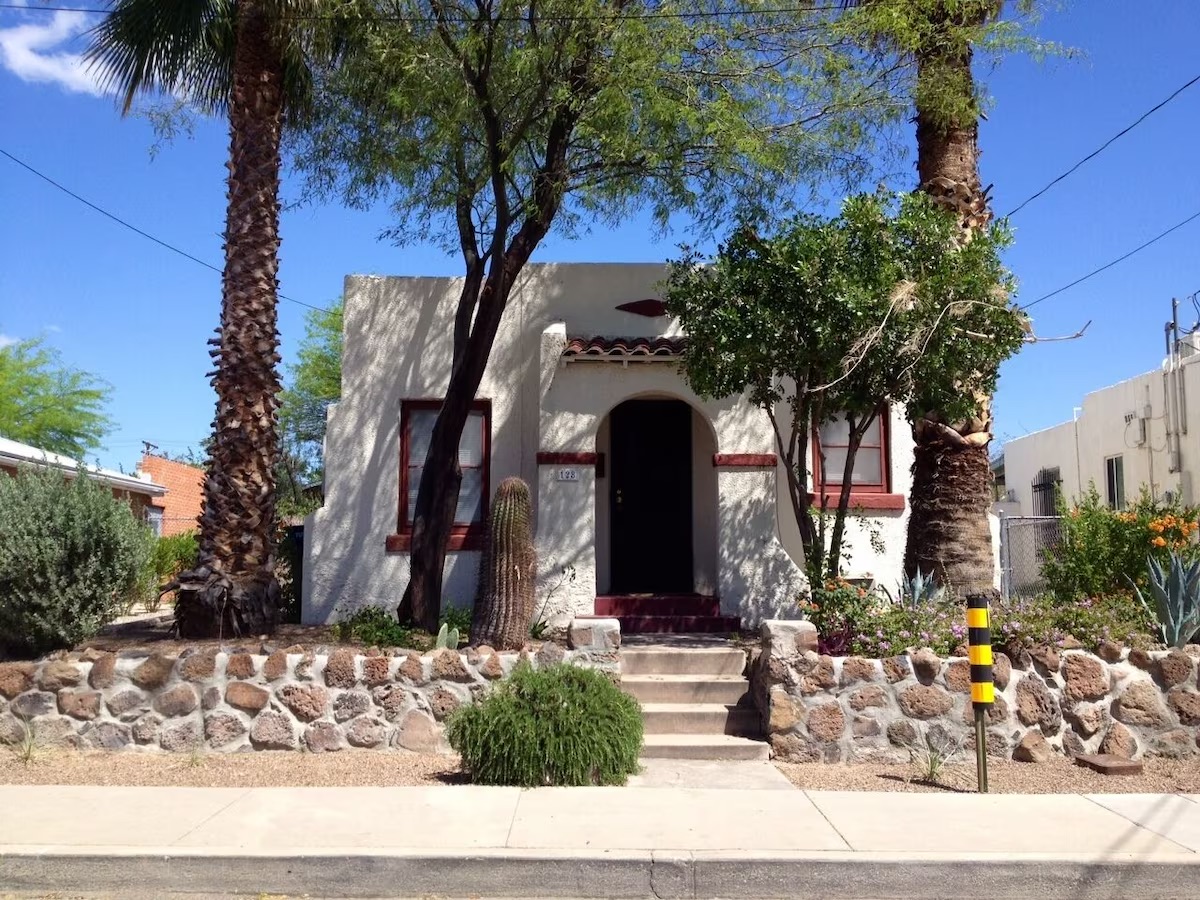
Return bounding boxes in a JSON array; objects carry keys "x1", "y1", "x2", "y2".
[{"x1": 1153, "y1": 536, "x2": 1167, "y2": 547}]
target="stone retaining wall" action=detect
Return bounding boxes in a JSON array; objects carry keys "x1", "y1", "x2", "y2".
[
  {"x1": 0, "y1": 619, "x2": 620, "y2": 753},
  {"x1": 753, "y1": 620, "x2": 1200, "y2": 764}
]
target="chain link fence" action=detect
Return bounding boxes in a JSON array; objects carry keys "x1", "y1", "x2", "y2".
[{"x1": 999, "y1": 515, "x2": 1062, "y2": 601}]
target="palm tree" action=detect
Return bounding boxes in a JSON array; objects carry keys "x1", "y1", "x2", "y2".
[
  {"x1": 86, "y1": 0, "x2": 321, "y2": 636},
  {"x1": 841, "y1": 0, "x2": 1006, "y2": 597}
]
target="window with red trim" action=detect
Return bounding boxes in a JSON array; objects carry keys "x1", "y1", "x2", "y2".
[
  {"x1": 812, "y1": 411, "x2": 889, "y2": 493},
  {"x1": 393, "y1": 400, "x2": 490, "y2": 549}
]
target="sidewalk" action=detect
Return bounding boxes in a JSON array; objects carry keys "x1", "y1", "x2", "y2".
[{"x1": 3, "y1": 775, "x2": 1200, "y2": 898}]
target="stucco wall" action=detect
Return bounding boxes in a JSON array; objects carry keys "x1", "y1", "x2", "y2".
[{"x1": 1004, "y1": 350, "x2": 1200, "y2": 513}]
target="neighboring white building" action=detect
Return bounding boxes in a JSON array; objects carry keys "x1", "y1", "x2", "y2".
[
  {"x1": 1003, "y1": 332, "x2": 1200, "y2": 515},
  {"x1": 302, "y1": 263, "x2": 915, "y2": 630}
]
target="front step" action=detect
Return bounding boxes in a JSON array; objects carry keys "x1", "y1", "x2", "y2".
[
  {"x1": 595, "y1": 594, "x2": 720, "y2": 617},
  {"x1": 621, "y1": 647, "x2": 747, "y2": 677},
  {"x1": 623, "y1": 674, "x2": 750, "y2": 705},
  {"x1": 641, "y1": 703, "x2": 760, "y2": 736},
  {"x1": 641, "y1": 734, "x2": 770, "y2": 761}
]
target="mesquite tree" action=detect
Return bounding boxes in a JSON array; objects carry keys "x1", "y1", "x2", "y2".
[
  {"x1": 296, "y1": 0, "x2": 903, "y2": 631},
  {"x1": 664, "y1": 191, "x2": 1023, "y2": 584}
]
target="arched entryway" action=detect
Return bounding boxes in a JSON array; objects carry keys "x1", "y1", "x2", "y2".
[{"x1": 595, "y1": 397, "x2": 717, "y2": 595}]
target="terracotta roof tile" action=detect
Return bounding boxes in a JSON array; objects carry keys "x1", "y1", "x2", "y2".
[{"x1": 563, "y1": 336, "x2": 685, "y2": 358}]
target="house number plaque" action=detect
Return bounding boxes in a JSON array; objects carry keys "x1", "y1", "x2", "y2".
[{"x1": 557, "y1": 468, "x2": 580, "y2": 482}]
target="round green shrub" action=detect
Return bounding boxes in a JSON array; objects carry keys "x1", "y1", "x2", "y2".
[
  {"x1": 0, "y1": 466, "x2": 154, "y2": 657},
  {"x1": 446, "y1": 662, "x2": 643, "y2": 786}
]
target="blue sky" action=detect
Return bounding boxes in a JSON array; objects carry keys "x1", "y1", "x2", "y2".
[{"x1": 1, "y1": 1, "x2": 1198, "y2": 470}]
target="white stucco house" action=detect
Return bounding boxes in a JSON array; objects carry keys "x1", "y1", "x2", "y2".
[
  {"x1": 1003, "y1": 331, "x2": 1200, "y2": 515},
  {"x1": 302, "y1": 263, "x2": 915, "y2": 631}
]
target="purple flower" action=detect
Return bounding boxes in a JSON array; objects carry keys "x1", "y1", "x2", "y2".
[
  {"x1": 899, "y1": 630, "x2": 911, "y2": 639},
  {"x1": 879, "y1": 641, "x2": 891, "y2": 650}
]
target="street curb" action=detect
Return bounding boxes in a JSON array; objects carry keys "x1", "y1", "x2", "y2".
[{"x1": 3, "y1": 850, "x2": 1200, "y2": 898}]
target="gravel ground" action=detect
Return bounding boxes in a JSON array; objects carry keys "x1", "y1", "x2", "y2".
[
  {"x1": 0, "y1": 748, "x2": 463, "y2": 787},
  {"x1": 776, "y1": 755, "x2": 1200, "y2": 793}
]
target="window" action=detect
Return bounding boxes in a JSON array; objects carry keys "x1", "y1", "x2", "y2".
[
  {"x1": 145, "y1": 507, "x2": 163, "y2": 537},
  {"x1": 1031, "y1": 467, "x2": 1060, "y2": 517},
  {"x1": 391, "y1": 400, "x2": 490, "y2": 551},
  {"x1": 1105, "y1": 455, "x2": 1126, "y2": 510},
  {"x1": 812, "y1": 412, "x2": 888, "y2": 492}
]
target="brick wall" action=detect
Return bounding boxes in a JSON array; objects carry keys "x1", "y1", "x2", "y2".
[{"x1": 138, "y1": 454, "x2": 204, "y2": 536}]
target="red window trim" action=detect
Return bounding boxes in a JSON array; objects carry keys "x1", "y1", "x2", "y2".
[
  {"x1": 713, "y1": 453, "x2": 777, "y2": 467},
  {"x1": 811, "y1": 409, "x2": 891, "y2": 494},
  {"x1": 387, "y1": 399, "x2": 491, "y2": 553}
]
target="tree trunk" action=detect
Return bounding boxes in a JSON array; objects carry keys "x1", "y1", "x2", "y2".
[
  {"x1": 175, "y1": 0, "x2": 284, "y2": 639},
  {"x1": 902, "y1": 18, "x2": 998, "y2": 598},
  {"x1": 904, "y1": 423, "x2": 995, "y2": 596}
]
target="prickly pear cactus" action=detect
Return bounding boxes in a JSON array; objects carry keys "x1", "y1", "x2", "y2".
[{"x1": 471, "y1": 477, "x2": 537, "y2": 650}]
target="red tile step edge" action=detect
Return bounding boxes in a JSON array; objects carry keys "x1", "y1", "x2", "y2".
[
  {"x1": 594, "y1": 594, "x2": 720, "y2": 617},
  {"x1": 576, "y1": 614, "x2": 742, "y2": 634}
]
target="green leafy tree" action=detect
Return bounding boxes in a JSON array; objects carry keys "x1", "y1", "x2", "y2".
[
  {"x1": 296, "y1": 0, "x2": 903, "y2": 631},
  {"x1": 85, "y1": 0, "x2": 346, "y2": 638},
  {"x1": 278, "y1": 299, "x2": 342, "y2": 516},
  {"x1": 0, "y1": 336, "x2": 113, "y2": 458},
  {"x1": 664, "y1": 191, "x2": 1023, "y2": 585}
]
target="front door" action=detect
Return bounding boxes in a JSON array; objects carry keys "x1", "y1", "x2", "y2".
[{"x1": 609, "y1": 399, "x2": 693, "y2": 593}]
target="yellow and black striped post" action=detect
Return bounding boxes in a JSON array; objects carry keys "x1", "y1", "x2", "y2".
[{"x1": 966, "y1": 593, "x2": 994, "y2": 793}]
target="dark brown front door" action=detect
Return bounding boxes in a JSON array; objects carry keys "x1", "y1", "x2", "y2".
[{"x1": 609, "y1": 399, "x2": 693, "y2": 593}]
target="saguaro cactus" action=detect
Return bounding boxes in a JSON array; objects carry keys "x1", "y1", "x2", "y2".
[{"x1": 471, "y1": 477, "x2": 537, "y2": 650}]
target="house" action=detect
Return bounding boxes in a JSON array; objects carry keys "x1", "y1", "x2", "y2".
[
  {"x1": 0, "y1": 435, "x2": 166, "y2": 524},
  {"x1": 1003, "y1": 330, "x2": 1200, "y2": 515},
  {"x1": 302, "y1": 263, "x2": 915, "y2": 630},
  {"x1": 136, "y1": 452, "x2": 204, "y2": 536}
]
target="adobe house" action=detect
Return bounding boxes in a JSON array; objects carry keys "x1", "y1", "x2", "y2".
[
  {"x1": 136, "y1": 452, "x2": 204, "y2": 537},
  {"x1": 303, "y1": 263, "x2": 914, "y2": 631},
  {"x1": 0, "y1": 435, "x2": 166, "y2": 523}
]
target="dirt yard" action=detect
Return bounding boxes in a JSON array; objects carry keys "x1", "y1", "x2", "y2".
[{"x1": 775, "y1": 754, "x2": 1200, "y2": 794}]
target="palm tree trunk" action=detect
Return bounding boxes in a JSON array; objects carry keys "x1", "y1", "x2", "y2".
[
  {"x1": 175, "y1": 0, "x2": 284, "y2": 638},
  {"x1": 902, "y1": 27, "x2": 998, "y2": 599}
]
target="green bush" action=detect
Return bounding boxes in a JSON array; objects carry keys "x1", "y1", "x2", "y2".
[
  {"x1": 440, "y1": 603, "x2": 472, "y2": 637},
  {"x1": 331, "y1": 605, "x2": 431, "y2": 649},
  {"x1": 1043, "y1": 486, "x2": 1199, "y2": 601},
  {"x1": 149, "y1": 530, "x2": 198, "y2": 583},
  {"x1": 0, "y1": 467, "x2": 154, "y2": 657},
  {"x1": 446, "y1": 662, "x2": 643, "y2": 786},
  {"x1": 798, "y1": 578, "x2": 877, "y2": 655}
]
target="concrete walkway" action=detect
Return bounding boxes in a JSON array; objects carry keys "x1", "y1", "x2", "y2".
[{"x1": 3, "y1": 785, "x2": 1200, "y2": 898}]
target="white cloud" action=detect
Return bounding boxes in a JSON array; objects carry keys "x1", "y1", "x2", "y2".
[
  {"x1": 0, "y1": 334, "x2": 18, "y2": 349},
  {"x1": 0, "y1": 11, "x2": 111, "y2": 97},
  {"x1": 44, "y1": 324, "x2": 62, "y2": 333}
]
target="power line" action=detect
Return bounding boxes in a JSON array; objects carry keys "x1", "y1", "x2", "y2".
[
  {"x1": 1005, "y1": 72, "x2": 1200, "y2": 219},
  {"x1": 0, "y1": 147, "x2": 329, "y2": 312},
  {"x1": 1020, "y1": 207, "x2": 1200, "y2": 311},
  {"x1": 2, "y1": 3, "x2": 846, "y2": 21}
]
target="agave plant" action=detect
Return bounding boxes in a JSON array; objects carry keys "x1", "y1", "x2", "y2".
[
  {"x1": 883, "y1": 570, "x2": 945, "y2": 610},
  {"x1": 1133, "y1": 552, "x2": 1200, "y2": 649}
]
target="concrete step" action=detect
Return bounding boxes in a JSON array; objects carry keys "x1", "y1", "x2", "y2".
[
  {"x1": 641, "y1": 733, "x2": 771, "y2": 761},
  {"x1": 621, "y1": 647, "x2": 747, "y2": 677},
  {"x1": 622, "y1": 674, "x2": 750, "y2": 705},
  {"x1": 594, "y1": 594, "x2": 721, "y2": 617},
  {"x1": 641, "y1": 703, "x2": 761, "y2": 736}
]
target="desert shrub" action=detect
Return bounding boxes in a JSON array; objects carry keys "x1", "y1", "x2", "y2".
[
  {"x1": 0, "y1": 466, "x2": 154, "y2": 657},
  {"x1": 798, "y1": 578, "x2": 877, "y2": 655},
  {"x1": 1043, "y1": 487, "x2": 1199, "y2": 601},
  {"x1": 446, "y1": 662, "x2": 643, "y2": 786},
  {"x1": 331, "y1": 605, "x2": 433, "y2": 649},
  {"x1": 855, "y1": 594, "x2": 964, "y2": 657}
]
